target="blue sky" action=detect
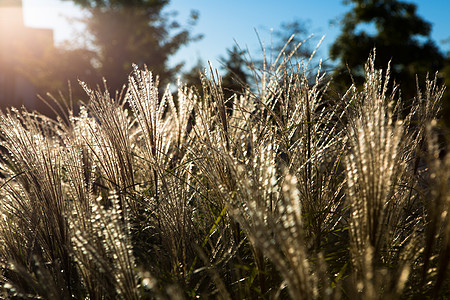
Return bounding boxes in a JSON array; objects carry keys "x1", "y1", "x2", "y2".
[{"x1": 23, "y1": 0, "x2": 450, "y2": 71}]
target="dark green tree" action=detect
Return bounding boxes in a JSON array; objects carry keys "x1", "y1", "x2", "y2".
[
  {"x1": 23, "y1": 47, "x2": 99, "y2": 104},
  {"x1": 182, "y1": 20, "x2": 313, "y2": 103},
  {"x1": 330, "y1": 0, "x2": 444, "y2": 102},
  {"x1": 182, "y1": 46, "x2": 249, "y2": 113},
  {"x1": 440, "y1": 42, "x2": 450, "y2": 129},
  {"x1": 181, "y1": 58, "x2": 205, "y2": 95},
  {"x1": 272, "y1": 20, "x2": 314, "y2": 60},
  {"x1": 66, "y1": 0, "x2": 201, "y2": 92},
  {"x1": 220, "y1": 46, "x2": 249, "y2": 111}
]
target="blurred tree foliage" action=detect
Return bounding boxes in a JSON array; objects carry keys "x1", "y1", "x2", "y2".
[
  {"x1": 441, "y1": 48, "x2": 450, "y2": 129},
  {"x1": 23, "y1": 47, "x2": 99, "y2": 107},
  {"x1": 329, "y1": 0, "x2": 446, "y2": 116},
  {"x1": 181, "y1": 58, "x2": 205, "y2": 94},
  {"x1": 182, "y1": 20, "x2": 313, "y2": 104},
  {"x1": 182, "y1": 46, "x2": 249, "y2": 116},
  {"x1": 59, "y1": 0, "x2": 201, "y2": 94},
  {"x1": 272, "y1": 20, "x2": 315, "y2": 60},
  {"x1": 220, "y1": 46, "x2": 249, "y2": 107}
]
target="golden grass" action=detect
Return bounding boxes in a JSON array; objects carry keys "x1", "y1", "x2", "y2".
[{"x1": 0, "y1": 48, "x2": 447, "y2": 299}]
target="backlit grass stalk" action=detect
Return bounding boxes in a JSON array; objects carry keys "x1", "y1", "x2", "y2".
[
  {"x1": 0, "y1": 44, "x2": 447, "y2": 299},
  {"x1": 343, "y1": 51, "x2": 439, "y2": 297},
  {"x1": 0, "y1": 109, "x2": 77, "y2": 298}
]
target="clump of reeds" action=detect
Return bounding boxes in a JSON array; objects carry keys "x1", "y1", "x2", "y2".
[{"x1": 0, "y1": 44, "x2": 447, "y2": 299}]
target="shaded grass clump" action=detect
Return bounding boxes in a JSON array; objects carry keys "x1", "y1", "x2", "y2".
[{"x1": 0, "y1": 46, "x2": 448, "y2": 299}]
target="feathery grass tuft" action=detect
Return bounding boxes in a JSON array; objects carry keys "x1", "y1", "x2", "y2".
[{"x1": 0, "y1": 45, "x2": 447, "y2": 299}]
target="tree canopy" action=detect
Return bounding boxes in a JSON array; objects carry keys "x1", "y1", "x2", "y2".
[
  {"x1": 272, "y1": 20, "x2": 315, "y2": 60},
  {"x1": 182, "y1": 45, "x2": 249, "y2": 115},
  {"x1": 65, "y1": 0, "x2": 201, "y2": 93},
  {"x1": 329, "y1": 0, "x2": 444, "y2": 102}
]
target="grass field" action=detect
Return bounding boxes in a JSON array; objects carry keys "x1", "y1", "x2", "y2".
[{"x1": 0, "y1": 48, "x2": 448, "y2": 299}]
